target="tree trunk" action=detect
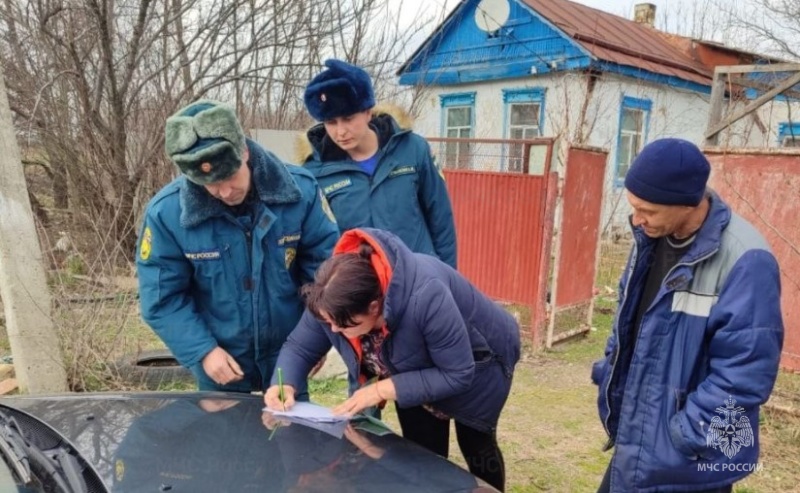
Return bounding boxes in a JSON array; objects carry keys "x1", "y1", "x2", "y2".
[
  {"x1": 52, "y1": 159, "x2": 68, "y2": 209},
  {"x1": 0, "y1": 66, "x2": 68, "y2": 394}
]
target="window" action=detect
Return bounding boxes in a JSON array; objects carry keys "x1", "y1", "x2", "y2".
[
  {"x1": 503, "y1": 88, "x2": 545, "y2": 172},
  {"x1": 440, "y1": 92, "x2": 475, "y2": 170},
  {"x1": 778, "y1": 122, "x2": 800, "y2": 147},
  {"x1": 615, "y1": 96, "x2": 651, "y2": 183}
]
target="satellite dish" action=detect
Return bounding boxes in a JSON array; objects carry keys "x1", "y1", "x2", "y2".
[{"x1": 475, "y1": 0, "x2": 510, "y2": 33}]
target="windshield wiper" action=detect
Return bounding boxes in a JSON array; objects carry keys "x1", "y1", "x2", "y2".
[
  {"x1": 0, "y1": 410, "x2": 32, "y2": 484},
  {"x1": 0, "y1": 409, "x2": 88, "y2": 492}
]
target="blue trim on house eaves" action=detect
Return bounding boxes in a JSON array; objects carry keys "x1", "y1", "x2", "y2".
[
  {"x1": 595, "y1": 61, "x2": 711, "y2": 94},
  {"x1": 399, "y1": 5, "x2": 470, "y2": 78},
  {"x1": 399, "y1": 57, "x2": 591, "y2": 86},
  {"x1": 513, "y1": 0, "x2": 593, "y2": 60},
  {"x1": 398, "y1": 0, "x2": 596, "y2": 87}
]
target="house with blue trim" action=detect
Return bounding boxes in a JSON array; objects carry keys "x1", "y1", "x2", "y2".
[{"x1": 397, "y1": 0, "x2": 798, "y2": 226}]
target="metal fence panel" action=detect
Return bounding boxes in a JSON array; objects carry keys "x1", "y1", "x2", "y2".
[
  {"x1": 707, "y1": 150, "x2": 800, "y2": 371},
  {"x1": 555, "y1": 147, "x2": 608, "y2": 307},
  {"x1": 548, "y1": 146, "x2": 609, "y2": 345},
  {"x1": 429, "y1": 137, "x2": 554, "y2": 174}
]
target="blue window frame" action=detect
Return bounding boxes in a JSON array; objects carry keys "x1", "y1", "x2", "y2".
[
  {"x1": 778, "y1": 122, "x2": 800, "y2": 147},
  {"x1": 502, "y1": 88, "x2": 546, "y2": 172},
  {"x1": 440, "y1": 92, "x2": 476, "y2": 170},
  {"x1": 615, "y1": 96, "x2": 652, "y2": 185}
]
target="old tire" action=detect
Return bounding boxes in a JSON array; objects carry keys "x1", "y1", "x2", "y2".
[{"x1": 115, "y1": 349, "x2": 194, "y2": 390}]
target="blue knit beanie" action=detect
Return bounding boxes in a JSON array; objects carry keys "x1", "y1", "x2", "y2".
[
  {"x1": 624, "y1": 138, "x2": 710, "y2": 206},
  {"x1": 304, "y1": 59, "x2": 376, "y2": 121},
  {"x1": 164, "y1": 100, "x2": 245, "y2": 185}
]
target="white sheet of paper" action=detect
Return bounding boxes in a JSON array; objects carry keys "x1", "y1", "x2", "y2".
[{"x1": 265, "y1": 401, "x2": 350, "y2": 423}]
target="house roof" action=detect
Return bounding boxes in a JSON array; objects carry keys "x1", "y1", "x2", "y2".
[
  {"x1": 398, "y1": 0, "x2": 782, "y2": 90},
  {"x1": 521, "y1": 0, "x2": 713, "y2": 85}
]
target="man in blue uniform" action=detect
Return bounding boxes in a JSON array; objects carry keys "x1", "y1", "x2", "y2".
[{"x1": 136, "y1": 100, "x2": 339, "y2": 392}]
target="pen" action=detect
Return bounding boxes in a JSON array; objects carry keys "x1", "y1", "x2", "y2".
[
  {"x1": 277, "y1": 367, "x2": 286, "y2": 411},
  {"x1": 268, "y1": 420, "x2": 282, "y2": 441}
]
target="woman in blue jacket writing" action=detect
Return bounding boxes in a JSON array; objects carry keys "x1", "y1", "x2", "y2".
[{"x1": 264, "y1": 228, "x2": 519, "y2": 491}]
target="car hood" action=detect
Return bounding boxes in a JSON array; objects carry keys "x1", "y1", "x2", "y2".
[{"x1": 0, "y1": 392, "x2": 491, "y2": 492}]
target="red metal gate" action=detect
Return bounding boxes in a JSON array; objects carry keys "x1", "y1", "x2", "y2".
[
  {"x1": 548, "y1": 146, "x2": 609, "y2": 345},
  {"x1": 430, "y1": 138, "x2": 557, "y2": 345}
]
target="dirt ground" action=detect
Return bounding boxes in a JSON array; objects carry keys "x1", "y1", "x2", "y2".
[{"x1": 492, "y1": 331, "x2": 800, "y2": 493}]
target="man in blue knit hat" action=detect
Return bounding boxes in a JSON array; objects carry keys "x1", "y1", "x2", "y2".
[
  {"x1": 136, "y1": 100, "x2": 339, "y2": 393},
  {"x1": 591, "y1": 138, "x2": 783, "y2": 493},
  {"x1": 300, "y1": 59, "x2": 457, "y2": 269}
]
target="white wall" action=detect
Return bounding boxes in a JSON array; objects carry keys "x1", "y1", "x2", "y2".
[
  {"x1": 251, "y1": 128, "x2": 304, "y2": 164},
  {"x1": 755, "y1": 99, "x2": 800, "y2": 146},
  {"x1": 585, "y1": 75, "x2": 712, "y2": 229},
  {"x1": 413, "y1": 71, "x2": 786, "y2": 231}
]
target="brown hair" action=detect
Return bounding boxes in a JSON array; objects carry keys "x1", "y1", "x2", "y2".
[{"x1": 301, "y1": 243, "x2": 382, "y2": 328}]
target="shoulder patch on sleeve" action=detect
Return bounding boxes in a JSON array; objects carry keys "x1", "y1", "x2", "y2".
[
  {"x1": 139, "y1": 226, "x2": 153, "y2": 260},
  {"x1": 115, "y1": 459, "x2": 125, "y2": 482}
]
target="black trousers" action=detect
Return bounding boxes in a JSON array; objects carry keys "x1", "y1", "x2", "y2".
[
  {"x1": 395, "y1": 404, "x2": 505, "y2": 492},
  {"x1": 597, "y1": 461, "x2": 733, "y2": 493}
]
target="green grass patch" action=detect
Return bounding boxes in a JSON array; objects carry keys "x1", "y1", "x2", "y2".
[{"x1": 308, "y1": 377, "x2": 348, "y2": 404}]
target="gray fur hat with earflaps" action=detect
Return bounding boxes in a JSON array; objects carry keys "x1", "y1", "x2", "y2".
[{"x1": 165, "y1": 100, "x2": 246, "y2": 185}]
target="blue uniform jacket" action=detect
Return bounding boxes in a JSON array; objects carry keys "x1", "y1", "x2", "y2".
[
  {"x1": 273, "y1": 228, "x2": 520, "y2": 432},
  {"x1": 303, "y1": 113, "x2": 457, "y2": 268},
  {"x1": 591, "y1": 192, "x2": 784, "y2": 492},
  {"x1": 136, "y1": 139, "x2": 339, "y2": 391}
]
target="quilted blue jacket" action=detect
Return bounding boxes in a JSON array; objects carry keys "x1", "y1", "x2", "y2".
[
  {"x1": 274, "y1": 228, "x2": 520, "y2": 432},
  {"x1": 591, "y1": 192, "x2": 784, "y2": 492}
]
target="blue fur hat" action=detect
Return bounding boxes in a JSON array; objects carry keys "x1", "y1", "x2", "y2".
[
  {"x1": 164, "y1": 100, "x2": 246, "y2": 185},
  {"x1": 304, "y1": 59, "x2": 376, "y2": 121},
  {"x1": 624, "y1": 138, "x2": 710, "y2": 206}
]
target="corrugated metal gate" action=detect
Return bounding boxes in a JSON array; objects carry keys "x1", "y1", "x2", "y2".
[
  {"x1": 429, "y1": 138, "x2": 606, "y2": 347},
  {"x1": 430, "y1": 138, "x2": 557, "y2": 344}
]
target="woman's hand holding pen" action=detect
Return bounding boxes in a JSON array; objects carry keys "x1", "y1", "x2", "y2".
[{"x1": 264, "y1": 384, "x2": 296, "y2": 410}]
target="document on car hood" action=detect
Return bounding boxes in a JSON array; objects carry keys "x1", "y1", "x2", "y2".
[{"x1": 265, "y1": 402, "x2": 350, "y2": 423}]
